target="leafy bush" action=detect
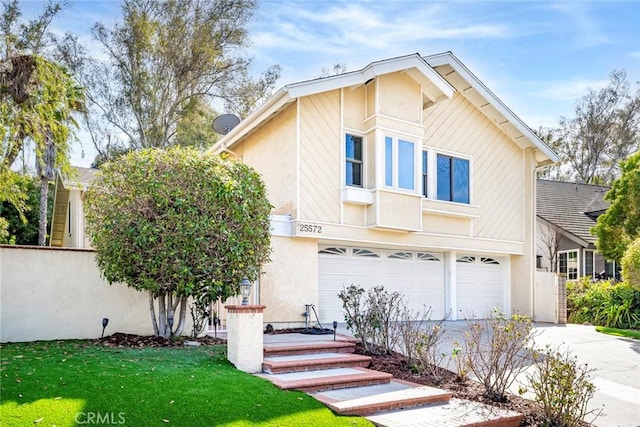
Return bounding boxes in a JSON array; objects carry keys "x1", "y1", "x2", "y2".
[
  {"x1": 568, "y1": 278, "x2": 640, "y2": 329},
  {"x1": 85, "y1": 148, "x2": 272, "y2": 337},
  {"x1": 398, "y1": 308, "x2": 449, "y2": 381},
  {"x1": 338, "y1": 285, "x2": 404, "y2": 354},
  {"x1": 526, "y1": 346, "x2": 601, "y2": 427},
  {"x1": 621, "y1": 238, "x2": 640, "y2": 288},
  {"x1": 462, "y1": 311, "x2": 533, "y2": 402}
]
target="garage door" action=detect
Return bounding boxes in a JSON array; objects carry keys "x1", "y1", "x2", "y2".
[
  {"x1": 318, "y1": 246, "x2": 445, "y2": 324},
  {"x1": 456, "y1": 255, "x2": 505, "y2": 319}
]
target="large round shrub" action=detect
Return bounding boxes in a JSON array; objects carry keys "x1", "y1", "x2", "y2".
[{"x1": 85, "y1": 147, "x2": 272, "y2": 337}]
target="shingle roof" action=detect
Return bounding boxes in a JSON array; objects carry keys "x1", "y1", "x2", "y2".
[{"x1": 537, "y1": 179, "x2": 610, "y2": 246}]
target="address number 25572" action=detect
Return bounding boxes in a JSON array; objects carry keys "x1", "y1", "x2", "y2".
[{"x1": 298, "y1": 224, "x2": 322, "y2": 234}]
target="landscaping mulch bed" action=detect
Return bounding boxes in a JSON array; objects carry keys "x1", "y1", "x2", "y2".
[
  {"x1": 99, "y1": 332, "x2": 225, "y2": 347},
  {"x1": 361, "y1": 348, "x2": 537, "y2": 426}
]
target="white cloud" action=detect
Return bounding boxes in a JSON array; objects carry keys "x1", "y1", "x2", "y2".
[
  {"x1": 529, "y1": 78, "x2": 610, "y2": 102},
  {"x1": 549, "y1": 2, "x2": 610, "y2": 48}
]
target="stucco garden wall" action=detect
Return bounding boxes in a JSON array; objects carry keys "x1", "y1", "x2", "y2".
[{"x1": 0, "y1": 245, "x2": 193, "y2": 342}]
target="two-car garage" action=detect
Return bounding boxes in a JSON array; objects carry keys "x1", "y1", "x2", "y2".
[{"x1": 317, "y1": 245, "x2": 506, "y2": 323}]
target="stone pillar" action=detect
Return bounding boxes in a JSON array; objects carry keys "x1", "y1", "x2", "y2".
[
  {"x1": 556, "y1": 274, "x2": 567, "y2": 324},
  {"x1": 225, "y1": 305, "x2": 266, "y2": 373}
]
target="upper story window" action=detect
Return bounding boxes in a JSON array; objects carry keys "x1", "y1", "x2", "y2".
[
  {"x1": 345, "y1": 134, "x2": 363, "y2": 187},
  {"x1": 385, "y1": 136, "x2": 415, "y2": 191},
  {"x1": 437, "y1": 154, "x2": 469, "y2": 204}
]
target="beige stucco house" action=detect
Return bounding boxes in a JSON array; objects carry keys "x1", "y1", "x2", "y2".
[
  {"x1": 50, "y1": 166, "x2": 96, "y2": 248},
  {"x1": 208, "y1": 52, "x2": 559, "y2": 326}
]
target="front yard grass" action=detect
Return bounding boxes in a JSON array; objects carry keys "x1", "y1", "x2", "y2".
[
  {"x1": 0, "y1": 340, "x2": 371, "y2": 426},
  {"x1": 595, "y1": 326, "x2": 640, "y2": 340}
]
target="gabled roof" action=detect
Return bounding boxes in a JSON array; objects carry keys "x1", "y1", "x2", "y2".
[
  {"x1": 210, "y1": 52, "x2": 560, "y2": 167},
  {"x1": 424, "y1": 52, "x2": 559, "y2": 165},
  {"x1": 211, "y1": 53, "x2": 455, "y2": 153},
  {"x1": 537, "y1": 179, "x2": 610, "y2": 247},
  {"x1": 59, "y1": 167, "x2": 97, "y2": 191}
]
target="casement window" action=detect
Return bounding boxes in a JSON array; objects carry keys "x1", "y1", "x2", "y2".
[
  {"x1": 436, "y1": 154, "x2": 469, "y2": 204},
  {"x1": 345, "y1": 134, "x2": 363, "y2": 187},
  {"x1": 558, "y1": 250, "x2": 578, "y2": 280},
  {"x1": 384, "y1": 136, "x2": 415, "y2": 191}
]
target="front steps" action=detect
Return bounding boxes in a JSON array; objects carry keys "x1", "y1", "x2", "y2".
[
  {"x1": 258, "y1": 335, "x2": 522, "y2": 427},
  {"x1": 263, "y1": 352, "x2": 372, "y2": 374},
  {"x1": 315, "y1": 379, "x2": 452, "y2": 416},
  {"x1": 263, "y1": 340, "x2": 355, "y2": 357},
  {"x1": 258, "y1": 367, "x2": 393, "y2": 393}
]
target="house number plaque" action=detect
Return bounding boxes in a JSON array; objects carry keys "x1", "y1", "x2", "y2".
[{"x1": 298, "y1": 224, "x2": 323, "y2": 234}]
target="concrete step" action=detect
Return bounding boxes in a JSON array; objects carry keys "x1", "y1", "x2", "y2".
[
  {"x1": 263, "y1": 352, "x2": 371, "y2": 374},
  {"x1": 366, "y1": 397, "x2": 523, "y2": 427},
  {"x1": 263, "y1": 340, "x2": 356, "y2": 357},
  {"x1": 314, "y1": 379, "x2": 452, "y2": 416},
  {"x1": 257, "y1": 367, "x2": 392, "y2": 393}
]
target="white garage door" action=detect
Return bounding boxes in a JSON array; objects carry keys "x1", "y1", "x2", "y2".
[
  {"x1": 318, "y1": 246, "x2": 445, "y2": 324},
  {"x1": 456, "y1": 255, "x2": 505, "y2": 319}
]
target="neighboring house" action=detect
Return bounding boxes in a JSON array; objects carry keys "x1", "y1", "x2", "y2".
[
  {"x1": 49, "y1": 166, "x2": 96, "y2": 249},
  {"x1": 208, "y1": 52, "x2": 559, "y2": 325},
  {"x1": 536, "y1": 179, "x2": 619, "y2": 280}
]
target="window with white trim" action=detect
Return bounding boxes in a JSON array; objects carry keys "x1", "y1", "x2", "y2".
[
  {"x1": 437, "y1": 154, "x2": 469, "y2": 204},
  {"x1": 345, "y1": 134, "x2": 363, "y2": 187},
  {"x1": 353, "y1": 248, "x2": 380, "y2": 257},
  {"x1": 384, "y1": 136, "x2": 415, "y2": 191},
  {"x1": 558, "y1": 250, "x2": 578, "y2": 280}
]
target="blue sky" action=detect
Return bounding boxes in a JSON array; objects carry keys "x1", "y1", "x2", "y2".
[{"x1": 20, "y1": 0, "x2": 640, "y2": 167}]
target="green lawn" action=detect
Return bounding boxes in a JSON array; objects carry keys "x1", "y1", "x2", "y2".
[
  {"x1": 0, "y1": 341, "x2": 371, "y2": 426},
  {"x1": 595, "y1": 326, "x2": 640, "y2": 340}
]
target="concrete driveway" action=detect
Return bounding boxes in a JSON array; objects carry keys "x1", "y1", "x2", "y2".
[
  {"x1": 335, "y1": 321, "x2": 639, "y2": 426},
  {"x1": 435, "y1": 322, "x2": 640, "y2": 427},
  {"x1": 530, "y1": 324, "x2": 640, "y2": 427}
]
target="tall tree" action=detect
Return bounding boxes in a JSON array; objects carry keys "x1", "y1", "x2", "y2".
[
  {"x1": 551, "y1": 70, "x2": 639, "y2": 185},
  {"x1": 1, "y1": 0, "x2": 81, "y2": 245},
  {"x1": 84, "y1": 147, "x2": 272, "y2": 338},
  {"x1": 1, "y1": 54, "x2": 84, "y2": 245},
  {"x1": 592, "y1": 151, "x2": 640, "y2": 261},
  {"x1": 57, "y1": 0, "x2": 280, "y2": 155}
]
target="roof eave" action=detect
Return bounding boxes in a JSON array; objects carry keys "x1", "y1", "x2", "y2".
[
  {"x1": 208, "y1": 54, "x2": 457, "y2": 153},
  {"x1": 208, "y1": 88, "x2": 293, "y2": 155},
  {"x1": 286, "y1": 53, "x2": 455, "y2": 101},
  {"x1": 425, "y1": 52, "x2": 560, "y2": 164},
  {"x1": 537, "y1": 215, "x2": 591, "y2": 247}
]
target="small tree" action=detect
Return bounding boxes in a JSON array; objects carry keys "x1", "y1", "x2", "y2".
[
  {"x1": 85, "y1": 147, "x2": 272, "y2": 338},
  {"x1": 527, "y1": 347, "x2": 601, "y2": 427},
  {"x1": 539, "y1": 222, "x2": 562, "y2": 272},
  {"x1": 462, "y1": 311, "x2": 534, "y2": 402},
  {"x1": 593, "y1": 151, "x2": 640, "y2": 261},
  {"x1": 621, "y1": 238, "x2": 640, "y2": 289}
]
